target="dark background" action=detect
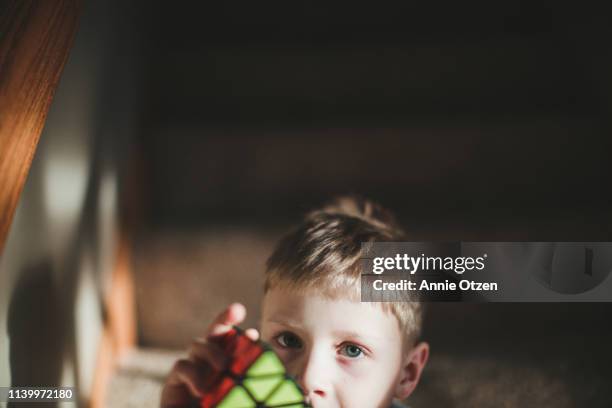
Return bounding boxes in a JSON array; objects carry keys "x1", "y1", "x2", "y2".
[{"x1": 127, "y1": 1, "x2": 612, "y2": 237}]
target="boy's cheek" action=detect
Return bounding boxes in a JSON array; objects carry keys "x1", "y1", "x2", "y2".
[
  {"x1": 346, "y1": 362, "x2": 396, "y2": 396},
  {"x1": 272, "y1": 347, "x2": 296, "y2": 367},
  {"x1": 337, "y1": 358, "x2": 403, "y2": 399},
  {"x1": 281, "y1": 352, "x2": 308, "y2": 375},
  {"x1": 336, "y1": 357, "x2": 374, "y2": 377},
  {"x1": 335, "y1": 379, "x2": 395, "y2": 408}
]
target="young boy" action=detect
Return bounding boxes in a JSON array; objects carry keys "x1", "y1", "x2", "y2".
[{"x1": 161, "y1": 197, "x2": 429, "y2": 408}]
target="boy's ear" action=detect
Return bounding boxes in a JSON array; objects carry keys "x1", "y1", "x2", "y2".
[{"x1": 394, "y1": 341, "x2": 429, "y2": 400}]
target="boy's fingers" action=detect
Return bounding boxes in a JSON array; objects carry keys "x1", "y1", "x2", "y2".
[
  {"x1": 188, "y1": 338, "x2": 228, "y2": 370},
  {"x1": 160, "y1": 382, "x2": 192, "y2": 408},
  {"x1": 166, "y1": 359, "x2": 208, "y2": 398},
  {"x1": 245, "y1": 328, "x2": 259, "y2": 341},
  {"x1": 206, "y1": 303, "x2": 246, "y2": 338}
]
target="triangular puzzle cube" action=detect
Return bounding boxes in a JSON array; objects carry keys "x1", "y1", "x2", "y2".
[{"x1": 200, "y1": 327, "x2": 310, "y2": 408}]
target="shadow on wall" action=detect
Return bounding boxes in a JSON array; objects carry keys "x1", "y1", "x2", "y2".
[{"x1": 7, "y1": 261, "x2": 66, "y2": 407}]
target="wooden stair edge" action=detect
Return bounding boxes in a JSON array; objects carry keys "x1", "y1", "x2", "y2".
[{"x1": 90, "y1": 232, "x2": 138, "y2": 408}]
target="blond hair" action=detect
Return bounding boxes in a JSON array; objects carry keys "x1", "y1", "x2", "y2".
[{"x1": 265, "y1": 196, "x2": 423, "y2": 346}]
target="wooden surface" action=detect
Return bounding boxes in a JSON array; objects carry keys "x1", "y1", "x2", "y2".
[
  {"x1": 91, "y1": 234, "x2": 138, "y2": 408},
  {"x1": 0, "y1": 0, "x2": 81, "y2": 253}
]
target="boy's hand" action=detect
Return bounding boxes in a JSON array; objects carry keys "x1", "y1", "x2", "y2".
[{"x1": 160, "y1": 303, "x2": 259, "y2": 408}]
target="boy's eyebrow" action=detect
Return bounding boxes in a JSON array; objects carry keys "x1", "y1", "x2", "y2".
[
  {"x1": 265, "y1": 316, "x2": 304, "y2": 329},
  {"x1": 331, "y1": 330, "x2": 384, "y2": 343}
]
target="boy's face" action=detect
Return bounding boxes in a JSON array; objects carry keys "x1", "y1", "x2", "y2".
[{"x1": 261, "y1": 287, "x2": 422, "y2": 408}]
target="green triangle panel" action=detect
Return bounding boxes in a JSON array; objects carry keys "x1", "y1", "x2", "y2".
[
  {"x1": 265, "y1": 379, "x2": 304, "y2": 406},
  {"x1": 216, "y1": 385, "x2": 256, "y2": 408},
  {"x1": 273, "y1": 404, "x2": 305, "y2": 408},
  {"x1": 243, "y1": 375, "x2": 284, "y2": 402},
  {"x1": 246, "y1": 350, "x2": 286, "y2": 377}
]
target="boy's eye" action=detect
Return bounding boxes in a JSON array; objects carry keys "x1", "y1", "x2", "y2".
[
  {"x1": 276, "y1": 332, "x2": 303, "y2": 349},
  {"x1": 339, "y1": 343, "x2": 364, "y2": 358}
]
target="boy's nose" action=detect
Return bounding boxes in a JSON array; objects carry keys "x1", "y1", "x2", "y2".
[{"x1": 295, "y1": 348, "x2": 331, "y2": 401}]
